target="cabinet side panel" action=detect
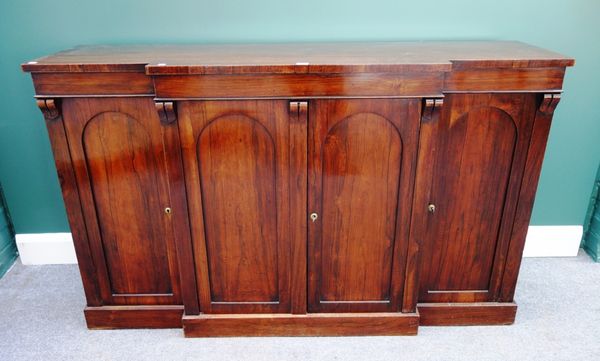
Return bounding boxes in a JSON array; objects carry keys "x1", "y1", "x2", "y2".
[
  {"x1": 41, "y1": 102, "x2": 102, "y2": 306},
  {"x1": 500, "y1": 94, "x2": 557, "y2": 301}
]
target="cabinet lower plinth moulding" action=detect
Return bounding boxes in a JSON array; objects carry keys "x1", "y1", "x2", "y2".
[{"x1": 23, "y1": 41, "x2": 574, "y2": 337}]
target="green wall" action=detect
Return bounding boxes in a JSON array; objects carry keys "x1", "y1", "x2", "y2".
[{"x1": 0, "y1": 0, "x2": 599, "y2": 233}]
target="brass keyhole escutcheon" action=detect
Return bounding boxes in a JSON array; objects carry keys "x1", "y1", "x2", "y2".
[
  {"x1": 427, "y1": 204, "x2": 436, "y2": 213},
  {"x1": 165, "y1": 207, "x2": 172, "y2": 215},
  {"x1": 310, "y1": 212, "x2": 318, "y2": 222}
]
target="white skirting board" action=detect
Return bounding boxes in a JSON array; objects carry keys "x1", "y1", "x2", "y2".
[
  {"x1": 16, "y1": 233, "x2": 77, "y2": 265},
  {"x1": 522, "y1": 225, "x2": 583, "y2": 257},
  {"x1": 16, "y1": 225, "x2": 583, "y2": 265}
]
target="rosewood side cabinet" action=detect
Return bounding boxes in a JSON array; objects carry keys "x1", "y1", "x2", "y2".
[{"x1": 22, "y1": 42, "x2": 574, "y2": 336}]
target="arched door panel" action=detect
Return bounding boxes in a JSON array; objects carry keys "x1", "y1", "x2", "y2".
[
  {"x1": 308, "y1": 99, "x2": 421, "y2": 312},
  {"x1": 62, "y1": 98, "x2": 183, "y2": 306},
  {"x1": 178, "y1": 100, "x2": 292, "y2": 314},
  {"x1": 416, "y1": 93, "x2": 537, "y2": 303}
]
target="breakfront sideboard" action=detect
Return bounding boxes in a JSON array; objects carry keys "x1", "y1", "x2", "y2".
[{"x1": 22, "y1": 42, "x2": 573, "y2": 336}]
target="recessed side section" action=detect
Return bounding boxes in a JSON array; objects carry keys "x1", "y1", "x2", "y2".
[
  {"x1": 416, "y1": 93, "x2": 537, "y2": 303},
  {"x1": 427, "y1": 107, "x2": 516, "y2": 292},
  {"x1": 82, "y1": 112, "x2": 172, "y2": 295},
  {"x1": 198, "y1": 116, "x2": 278, "y2": 303},
  {"x1": 85, "y1": 305, "x2": 184, "y2": 329},
  {"x1": 31, "y1": 72, "x2": 154, "y2": 96},
  {"x1": 62, "y1": 98, "x2": 183, "y2": 306},
  {"x1": 444, "y1": 68, "x2": 566, "y2": 92},
  {"x1": 418, "y1": 302, "x2": 517, "y2": 326}
]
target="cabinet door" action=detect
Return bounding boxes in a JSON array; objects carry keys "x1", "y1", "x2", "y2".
[
  {"x1": 62, "y1": 98, "x2": 183, "y2": 306},
  {"x1": 178, "y1": 100, "x2": 295, "y2": 314},
  {"x1": 308, "y1": 99, "x2": 420, "y2": 312},
  {"x1": 415, "y1": 93, "x2": 537, "y2": 303}
]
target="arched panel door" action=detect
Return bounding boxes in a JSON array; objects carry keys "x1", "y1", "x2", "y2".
[
  {"x1": 61, "y1": 98, "x2": 184, "y2": 306},
  {"x1": 416, "y1": 93, "x2": 538, "y2": 303},
  {"x1": 308, "y1": 99, "x2": 421, "y2": 313},
  {"x1": 178, "y1": 100, "x2": 293, "y2": 314}
]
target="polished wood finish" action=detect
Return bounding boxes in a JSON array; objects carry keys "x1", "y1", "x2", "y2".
[
  {"x1": 308, "y1": 99, "x2": 419, "y2": 313},
  {"x1": 402, "y1": 97, "x2": 444, "y2": 313},
  {"x1": 443, "y1": 68, "x2": 565, "y2": 92},
  {"x1": 85, "y1": 305, "x2": 184, "y2": 329},
  {"x1": 155, "y1": 101, "x2": 177, "y2": 124},
  {"x1": 416, "y1": 93, "x2": 537, "y2": 303},
  {"x1": 418, "y1": 302, "x2": 517, "y2": 326},
  {"x1": 37, "y1": 98, "x2": 102, "y2": 306},
  {"x1": 153, "y1": 100, "x2": 200, "y2": 314},
  {"x1": 36, "y1": 98, "x2": 60, "y2": 120},
  {"x1": 31, "y1": 72, "x2": 153, "y2": 96},
  {"x1": 183, "y1": 312, "x2": 419, "y2": 337},
  {"x1": 289, "y1": 101, "x2": 309, "y2": 314},
  {"x1": 178, "y1": 100, "x2": 294, "y2": 314},
  {"x1": 499, "y1": 93, "x2": 561, "y2": 301},
  {"x1": 153, "y1": 73, "x2": 444, "y2": 98},
  {"x1": 61, "y1": 98, "x2": 183, "y2": 306},
  {"x1": 23, "y1": 42, "x2": 573, "y2": 336},
  {"x1": 22, "y1": 41, "x2": 573, "y2": 74}
]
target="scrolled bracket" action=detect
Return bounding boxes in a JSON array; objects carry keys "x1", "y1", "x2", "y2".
[
  {"x1": 538, "y1": 93, "x2": 561, "y2": 115},
  {"x1": 155, "y1": 101, "x2": 177, "y2": 125},
  {"x1": 36, "y1": 98, "x2": 61, "y2": 121},
  {"x1": 289, "y1": 101, "x2": 308, "y2": 123},
  {"x1": 421, "y1": 97, "x2": 444, "y2": 123}
]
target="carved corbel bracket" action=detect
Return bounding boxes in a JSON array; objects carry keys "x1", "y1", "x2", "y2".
[
  {"x1": 538, "y1": 93, "x2": 561, "y2": 115},
  {"x1": 36, "y1": 98, "x2": 61, "y2": 121},
  {"x1": 289, "y1": 101, "x2": 308, "y2": 122},
  {"x1": 155, "y1": 101, "x2": 177, "y2": 124},
  {"x1": 421, "y1": 97, "x2": 444, "y2": 122}
]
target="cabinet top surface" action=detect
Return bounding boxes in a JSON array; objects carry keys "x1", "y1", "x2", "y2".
[{"x1": 22, "y1": 41, "x2": 574, "y2": 75}]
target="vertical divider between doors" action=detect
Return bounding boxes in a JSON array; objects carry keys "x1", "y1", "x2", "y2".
[
  {"x1": 403, "y1": 97, "x2": 444, "y2": 312},
  {"x1": 289, "y1": 101, "x2": 309, "y2": 314},
  {"x1": 156, "y1": 100, "x2": 201, "y2": 315}
]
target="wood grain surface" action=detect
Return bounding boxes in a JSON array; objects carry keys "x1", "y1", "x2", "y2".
[
  {"x1": 61, "y1": 97, "x2": 183, "y2": 306},
  {"x1": 416, "y1": 93, "x2": 537, "y2": 303},
  {"x1": 178, "y1": 100, "x2": 293, "y2": 314},
  {"x1": 25, "y1": 42, "x2": 572, "y2": 333},
  {"x1": 308, "y1": 99, "x2": 420, "y2": 312},
  {"x1": 22, "y1": 41, "x2": 573, "y2": 74}
]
